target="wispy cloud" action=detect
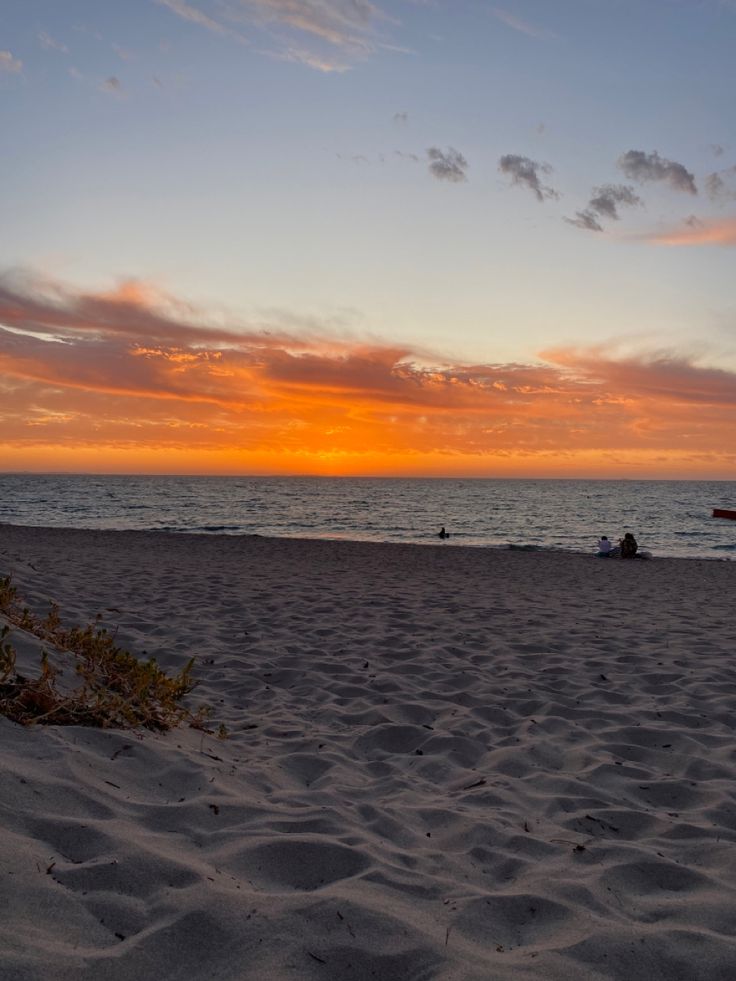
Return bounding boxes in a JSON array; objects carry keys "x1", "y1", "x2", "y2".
[
  {"x1": 427, "y1": 146, "x2": 468, "y2": 182},
  {"x1": 491, "y1": 7, "x2": 556, "y2": 40},
  {"x1": 154, "y1": 0, "x2": 246, "y2": 39},
  {"x1": 499, "y1": 154, "x2": 559, "y2": 201},
  {"x1": 618, "y1": 149, "x2": 697, "y2": 195},
  {"x1": 0, "y1": 50, "x2": 23, "y2": 73},
  {"x1": 1, "y1": 269, "x2": 734, "y2": 471},
  {"x1": 705, "y1": 165, "x2": 736, "y2": 201},
  {"x1": 566, "y1": 210, "x2": 604, "y2": 233},
  {"x1": 566, "y1": 184, "x2": 642, "y2": 232},
  {"x1": 268, "y1": 44, "x2": 350, "y2": 72},
  {"x1": 113, "y1": 43, "x2": 137, "y2": 62},
  {"x1": 153, "y1": 0, "x2": 403, "y2": 70},
  {"x1": 643, "y1": 217, "x2": 736, "y2": 246},
  {"x1": 38, "y1": 32, "x2": 69, "y2": 53},
  {"x1": 73, "y1": 24, "x2": 104, "y2": 42},
  {"x1": 588, "y1": 184, "x2": 642, "y2": 220},
  {"x1": 242, "y1": 0, "x2": 385, "y2": 48},
  {"x1": 100, "y1": 75, "x2": 124, "y2": 96},
  {"x1": 336, "y1": 152, "x2": 374, "y2": 164},
  {"x1": 545, "y1": 345, "x2": 736, "y2": 409}
]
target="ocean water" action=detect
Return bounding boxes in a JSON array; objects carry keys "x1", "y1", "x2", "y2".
[{"x1": 0, "y1": 474, "x2": 735, "y2": 560}]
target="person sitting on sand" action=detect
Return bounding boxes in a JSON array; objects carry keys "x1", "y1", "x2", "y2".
[
  {"x1": 438, "y1": 526, "x2": 450, "y2": 539},
  {"x1": 619, "y1": 532, "x2": 638, "y2": 559},
  {"x1": 596, "y1": 535, "x2": 612, "y2": 557}
]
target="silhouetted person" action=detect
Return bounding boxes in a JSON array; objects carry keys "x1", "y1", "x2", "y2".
[
  {"x1": 438, "y1": 526, "x2": 449, "y2": 539},
  {"x1": 619, "y1": 532, "x2": 638, "y2": 559}
]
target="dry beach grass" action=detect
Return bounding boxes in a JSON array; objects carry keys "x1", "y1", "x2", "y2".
[{"x1": 1, "y1": 524, "x2": 736, "y2": 980}]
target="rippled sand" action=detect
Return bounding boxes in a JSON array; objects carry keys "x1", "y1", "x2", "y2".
[{"x1": 1, "y1": 525, "x2": 736, "y2": 980}]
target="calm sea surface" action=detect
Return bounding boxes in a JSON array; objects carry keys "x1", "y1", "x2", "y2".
[{"x1": 1, "y1": 475, "x2": 735, "y2": 559}]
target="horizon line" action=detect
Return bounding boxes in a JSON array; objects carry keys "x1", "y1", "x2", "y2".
[{"x1": 1, "y1": 471, "x2": 735, "y2": 483}]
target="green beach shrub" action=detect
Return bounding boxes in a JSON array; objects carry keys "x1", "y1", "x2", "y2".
[{"x1": 0, "y1": 575, "x2": 216, "y2": 732}]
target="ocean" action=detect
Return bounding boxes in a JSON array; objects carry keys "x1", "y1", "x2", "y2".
[{"x1": 0, "y1": 474, "x2": 734, "y2": 560}]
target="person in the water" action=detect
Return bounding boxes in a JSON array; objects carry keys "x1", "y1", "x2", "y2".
[{"x1": 438, "y1": 526, "x2": 449, "y2": 539}]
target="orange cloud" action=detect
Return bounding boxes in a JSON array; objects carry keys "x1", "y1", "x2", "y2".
[
  {"x1": 645, "y1": 216, "x2": 736, "y2": 246},
  {"x1": 1, "y1": 270, "x2": 735, "y2": 477}
]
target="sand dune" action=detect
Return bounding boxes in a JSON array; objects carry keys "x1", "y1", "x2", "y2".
[{"x1": 1, "y1": 524, "x2": 736, "y2": 980}]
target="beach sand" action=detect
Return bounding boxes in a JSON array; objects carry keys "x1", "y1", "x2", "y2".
[{"x1": 1, "y1": 524, "x2": 736, "y2": 980}]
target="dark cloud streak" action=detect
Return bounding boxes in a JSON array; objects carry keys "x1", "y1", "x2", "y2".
[
  {"x1": 566, "y1": 184, "x2": 641, "y2": 232},
  {"x1": 618, "y1": 149, "x2": 697, "y2": 195},
  {"x1": 427, "y1": 147, "x2": 468, "y2": 183},
  {"x1": 588, "y1": 184, "x2": 642, "y2": 220},
  {"x1": 499, "y1": 154, "x2": 558, "y2": 201},
  {"x1": 565, "y1": 210, "x2": 603, "y2": 233},
  {"x1": 705, "y1": 165, "x2": 736, "y2": 201}
]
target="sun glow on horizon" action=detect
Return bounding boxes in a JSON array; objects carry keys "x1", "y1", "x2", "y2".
[
  {"x1": 1, "y1": 271, "x2": 735, "y2": 481},
  {"x1": 2, "y1": 446, "x2": 735, "y2": 481}
]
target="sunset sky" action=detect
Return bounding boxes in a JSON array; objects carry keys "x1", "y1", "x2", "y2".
[{"x1": 2, "y1": 0, "x2": 735, "y2": 477}]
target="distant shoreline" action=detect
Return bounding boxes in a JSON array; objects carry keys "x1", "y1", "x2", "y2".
[
  {"x1": 2, "y1": 474, "x2": 734, "y2": 560},
  {"x1": 1, "y1": 521, "x2": 731, "y2": 564}
]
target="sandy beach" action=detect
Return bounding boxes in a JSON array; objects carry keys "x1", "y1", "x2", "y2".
[{"x1": 1, "y1": 523, "x2": 736, "y2": 981}]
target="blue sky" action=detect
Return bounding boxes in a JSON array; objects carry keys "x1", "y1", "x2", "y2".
[{"x1": 1, "y1": 1, "x2": 735, "y2": 476}]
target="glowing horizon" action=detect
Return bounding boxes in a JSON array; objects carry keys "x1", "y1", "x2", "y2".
[
  {"x1": 2, "y1": 2, "x2": 735, "y2": 480},
  {"x1": 1, "y1": 270, "x2": 734, "y2": 479}
]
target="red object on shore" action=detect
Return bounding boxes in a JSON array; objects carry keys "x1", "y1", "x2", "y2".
[{"x1": 713, "y1": 508, "x2": 736, "y2": 520}]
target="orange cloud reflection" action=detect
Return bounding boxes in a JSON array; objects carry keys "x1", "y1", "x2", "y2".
[{"x1": 646, "y1": 217, "x2": 736, "y2": 246}]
